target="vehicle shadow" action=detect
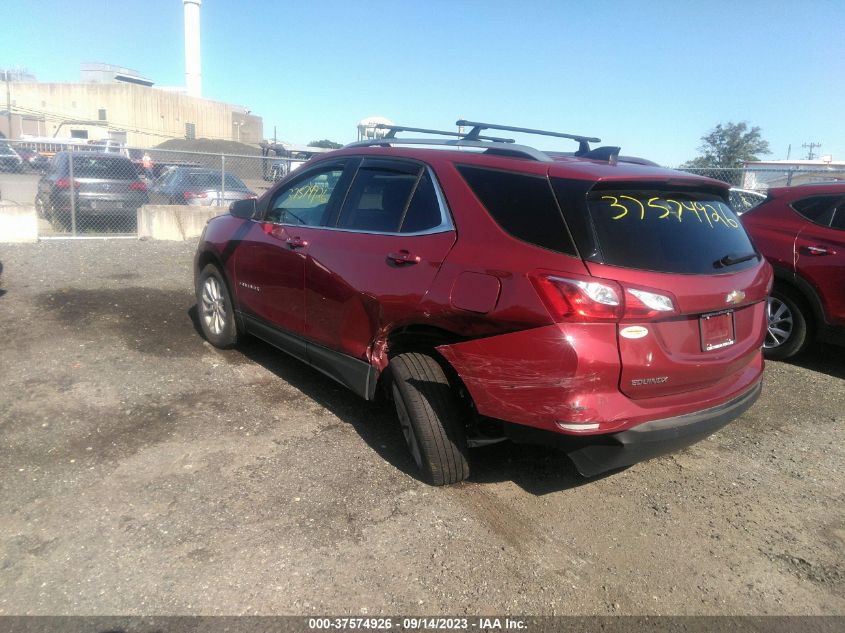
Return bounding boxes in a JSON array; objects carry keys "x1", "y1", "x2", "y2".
[
  {"x1": 187, "y1": 306, "x2": 420, "y2": 481},
  {"x1": 786, "y1": 343, "x2": 845, "y2": 380},
  {"x1": 187, "y1": 306, "x2": 598, "y2": 495}
]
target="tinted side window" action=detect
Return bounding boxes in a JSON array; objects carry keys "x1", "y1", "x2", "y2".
[
  {"x1": 791, "y1": 195, "x2": 840, "y2": 226},
  {"x1": 267, "y1": 167, "x2": 344, "y2": 226},
  {"x1": 401, "y1": 171, "x2": 444, "y2": 233},
  {"x1": 457, "y1": 166, "x2": 576, "y2": 256},
  {"x1": 337, "y1": 166, "x2": 419, "y2": 233}
]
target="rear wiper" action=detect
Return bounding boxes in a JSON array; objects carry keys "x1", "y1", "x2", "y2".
[{"x1": 713, "y1": 252, "x2": 757, "y2": 268}]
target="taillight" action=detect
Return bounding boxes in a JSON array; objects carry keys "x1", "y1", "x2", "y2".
[
  {"x1": 530, "y1": 273, "x2": 678, "y2": 322},
  {"x1": 129, "y1": 181, "x2": 147, "y2": 191},
  {"x1": 184, "y1": 191, "x2": 207, "y2": 200},
  {"x1": 55, "y1": 178, "x2": 79, "y2": 189},
  {"x1": 530, "y1": 274, "x2": 623, "y2": 322},
  {"x1": 624, "y1": 288, "x2": 678, "y2": 319}
]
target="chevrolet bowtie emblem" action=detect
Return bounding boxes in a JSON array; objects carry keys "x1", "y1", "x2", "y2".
[{"x1": 725, "y1": 290, "x2": 746, "y2": 305}]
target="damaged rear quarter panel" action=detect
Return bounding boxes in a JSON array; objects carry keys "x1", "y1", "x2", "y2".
[{"x1": 436, "y1": 323, "x2": 622, "y2": 430}]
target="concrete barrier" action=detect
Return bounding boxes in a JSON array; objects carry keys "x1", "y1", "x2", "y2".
[
  {"x1": 0, "y1": 202, "x2": 39, "y2": 243},
  {"x1": 137, "y1": 204, "x2": 226, "y2": 241}
]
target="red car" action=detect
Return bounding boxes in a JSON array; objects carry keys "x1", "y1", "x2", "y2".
[
  {"x1": 194, "y1": 121, "x2": 771, "y2": 485},
  {"x1": 741, "y1": 183, "x2": 845, "y2": 359}
]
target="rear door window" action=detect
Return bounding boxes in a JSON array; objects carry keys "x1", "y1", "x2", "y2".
[
  {"x1": 583, "y1": 188, "x2": 758, "y2": 274},
  {"x1": 791, "y1": 195, "x2": 840, "y2": 226},
  {"x1": 334, "y1": 159, "x2": 448, "y2": 234},
  {"x1": 457, "y1": 166, "x2": 577, "y2": 255}
]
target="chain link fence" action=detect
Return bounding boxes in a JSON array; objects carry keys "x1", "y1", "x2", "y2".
[
  {"x1": 1, "y1": 136, "x2": 843, "y2": 238},
  {"x1": 0, "y1": 139, "x2": 299, "y2": 237}
]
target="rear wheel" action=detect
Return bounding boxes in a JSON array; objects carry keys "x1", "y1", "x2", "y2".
[
  {"x1": 196, "y1": 263, "x2": 239, "y2": 349},
  {"x1": 390, "y1": 352, "x2": 469, "y2": 485},
  {"x1": 764, "y1": 286, "x2": 811, "y2": 360},
  {"x1": 35, "y1": 194, "x2": 47, "y2": 219}
]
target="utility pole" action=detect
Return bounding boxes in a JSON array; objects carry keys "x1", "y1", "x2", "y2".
[
  {"x1": 4, "y1": 70, "x2": 11, "y2": 139},
  {"x1": 802, "y1": 142, "x2": 821, "y2": 160}
]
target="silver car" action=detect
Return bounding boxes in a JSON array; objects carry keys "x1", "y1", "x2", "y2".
[{"x1": 150, "y1": 167, "x2": 256, "y2": 206}]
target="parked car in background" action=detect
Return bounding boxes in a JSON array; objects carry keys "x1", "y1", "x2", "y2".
[
  {"x1": 729, "y1": 188, "x2": 767, "y2": 215},
  {"x1": 742, "y1": 183, "x2": 845, "y2": 359},
  {"x1": 194, "y1": 120, "x2": 771, "y2": 485},
  {"x1": 0, "y1": 141, "x2": 24, "y2": 172},
  {"x1": 15, "y1": 147, "x2": 50, "y2": 171},
  {"x1": 150, "y1": 167, "x2": 256, "y2": 206},
  {"x1": 35, "y1": 152, "x2": 149, "y2": 230}
]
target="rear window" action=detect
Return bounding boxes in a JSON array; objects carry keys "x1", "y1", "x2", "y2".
[
  {"x1": 457, "y1": 166, "x2": 576, "y2": 256},
  {"x1": 68, "y1": 155, "x2": 137, "y2": 179},
  {"x1": 584, "y1": 188, "x2": 758, "y2": 274}
]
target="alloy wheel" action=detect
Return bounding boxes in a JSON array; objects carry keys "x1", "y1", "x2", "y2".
[
  {"x1": 201, "y1": 276, "x2": 227, "y2": 336},
  {"x1": 765, "y1": 296, "x2": 793, "y2": 349}
]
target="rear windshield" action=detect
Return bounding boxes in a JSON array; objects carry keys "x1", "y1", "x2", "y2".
[
  {"x1": 184, "y1": 172, "x2": 248, "y2": 190},
  {"x1": 584, "y1": 188, "x2": 758, "y2": 274},
  {"x1": 69, "y1": 155, "x2": 137, "y2": 179}
]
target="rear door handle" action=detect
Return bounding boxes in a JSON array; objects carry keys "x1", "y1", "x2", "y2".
[
  {"x1": 387, "y1": 250, "x2": 421, "y2": 265},
  {"x1": 800, "y1": 245, "x2": 835, "y2": 256},
  {"x1": 286, "y1": 236, "x2": 309, "y2": 249}
]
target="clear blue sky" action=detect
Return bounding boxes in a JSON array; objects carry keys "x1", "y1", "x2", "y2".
[{"x1": 2, "y1": 0, "x2": 843, "y2": 165}]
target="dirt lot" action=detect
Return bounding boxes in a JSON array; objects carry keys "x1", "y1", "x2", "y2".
[{"x1": 0, "y1": 240, "x2": 842, "y2": 616}]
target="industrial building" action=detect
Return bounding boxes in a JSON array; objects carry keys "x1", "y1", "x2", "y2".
[{"x1": 0, "y1": 0, "x2": 263, "y2": 148}]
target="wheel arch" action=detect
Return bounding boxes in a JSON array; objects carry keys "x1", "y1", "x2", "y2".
[
  {"x1": 195, "y1": 247, "x2": 244, "y2": 331},
  {"x1": 771, "y1": 264, "x2": 826, "y2": 328},
  {"x1": 374, "y1": 323, "x2": 471, "y2": 402}
]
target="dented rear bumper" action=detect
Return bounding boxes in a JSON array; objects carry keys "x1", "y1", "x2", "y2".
[{"x1": 562, "y1": 379, "x2": 761, "y2": 476}]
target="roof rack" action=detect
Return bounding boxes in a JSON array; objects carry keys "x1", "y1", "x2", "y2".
[
  {"x1": 345, "y1": 134, "x2": 551, "y2": 162},
  {"x1": 377, "y1": 124, "x2": 515, "y2": 144},
  {"x1": 456, "y1": 120, "x2": 601, "y2": 155},
  {"x1": 344, "y1": 120, "x2": 613, "y2": 163}
]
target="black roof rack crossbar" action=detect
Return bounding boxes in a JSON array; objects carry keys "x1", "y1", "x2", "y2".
[
  {"x1": 376, "y1": 124, "x2": 515, "y2": 143},
  {"x1": 456, "y1": 120, "x2": 600, "y2": 154}
]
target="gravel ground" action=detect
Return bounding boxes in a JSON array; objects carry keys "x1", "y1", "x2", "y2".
[{"x1": 0, "y1": 240, "x2": 842, "y2": 616}]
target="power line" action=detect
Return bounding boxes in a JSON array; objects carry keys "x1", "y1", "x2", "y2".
[{"x1": 802, "y1": 142, "x2": 822, "y2": 160}]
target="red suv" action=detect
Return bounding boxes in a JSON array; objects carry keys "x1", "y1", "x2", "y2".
[
  {"x1": 194, "y1": 121, "x2": 771, "y2": 485},
  {"x1": 741, "y1": 183, "x2": 845, "y2": 359}
]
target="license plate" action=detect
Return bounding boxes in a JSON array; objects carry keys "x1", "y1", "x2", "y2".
[
  {"x1": 90, "y1": 201, "x2": 121, "y2": 211},
  {"x1": 700, "y1": 310, "x2": 736, "y2": 351}
]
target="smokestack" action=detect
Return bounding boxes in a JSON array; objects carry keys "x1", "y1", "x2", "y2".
[{"x1": 183, "y1": 0, "x2": 202, "y2": 97}]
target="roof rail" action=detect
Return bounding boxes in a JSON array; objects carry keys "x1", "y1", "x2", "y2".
[
  {"x1": 344, "y1": 137, "x2": 552, "y2": 162},
  {"x1": 376, "y1": 124, "x2": 515, "y2": 143},
  {"x1": 456, "y1": 120, "x2": 600, "y2": 155}
]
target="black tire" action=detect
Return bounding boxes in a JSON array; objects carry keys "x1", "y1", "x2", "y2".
[
  {"x1": 764, "y1": 285, "x2": 811, "y2": 360},
  {"x1": 390, "y1": 352, "x2": 469, "y2": 485},
  {"x1": 196, "y1": 263, "x2": 239, "y2": 349}
]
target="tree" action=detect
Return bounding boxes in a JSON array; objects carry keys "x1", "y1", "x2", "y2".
[
  {"x1": 682, "y1": 122, "x2": 771, "y2": 169},
  {"x1": 308, "y1": 139, "x2": 342, "y2": 149}
]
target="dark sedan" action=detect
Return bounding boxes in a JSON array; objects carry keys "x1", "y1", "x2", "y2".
[{"x1": 0, "y1": 141, "x2": 24, "y2": 172}]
